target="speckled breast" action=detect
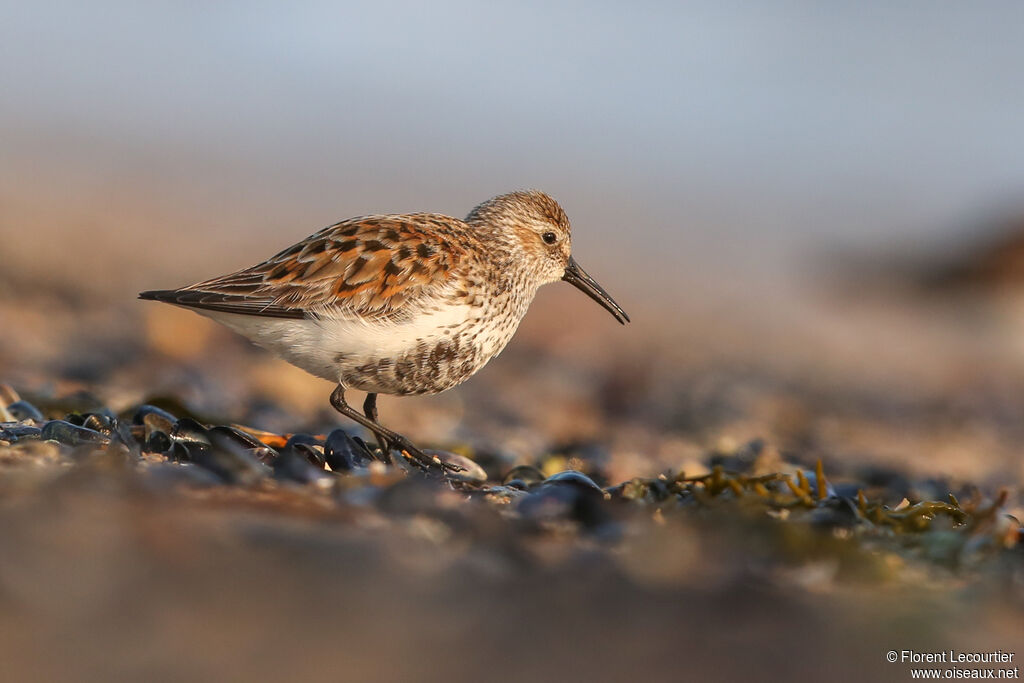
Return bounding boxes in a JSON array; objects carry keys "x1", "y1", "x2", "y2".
[
  {"x1": 340, "y1": 335, "x2": 480, "y2": 395},
  {"x1": 341, "y1": 302, "x2": 525, "y2": 395}
]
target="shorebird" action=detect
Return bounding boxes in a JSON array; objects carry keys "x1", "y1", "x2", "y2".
[{"x1": 140, "y1": 190, "x2": 629, "y2": 471}]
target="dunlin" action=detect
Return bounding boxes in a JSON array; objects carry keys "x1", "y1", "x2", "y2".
[{"x1": 140, "y1": 190, "x2": 629, "y2": 471}]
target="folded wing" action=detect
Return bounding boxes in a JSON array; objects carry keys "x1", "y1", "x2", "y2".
[{"x1": 140, "y1": 214, "x2": 470, "y2": 322}]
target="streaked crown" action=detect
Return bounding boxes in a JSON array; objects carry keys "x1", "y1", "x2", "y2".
[{"x1": 466, "y1": 190, "x2": 573, "y2": 284}]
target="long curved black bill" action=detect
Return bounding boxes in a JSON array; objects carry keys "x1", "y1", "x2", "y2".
[{"x1": 562, "y1": 257, "x2": 630, "y2": 324}]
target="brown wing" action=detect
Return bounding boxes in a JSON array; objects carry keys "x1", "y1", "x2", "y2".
[{"x1": 141, "y1": 214, "x2": 471, "y2": 322}]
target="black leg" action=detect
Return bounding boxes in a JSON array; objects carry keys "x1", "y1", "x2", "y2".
[
  {"x1": 362, "y1": 392, "x2": 391, "y2": 464},
  {"x1": 362, "y1": 392, "x2": 379, "y2": 422},
  {"x1": 330, "y1": 385, "x2": 461, "y2": 473}
]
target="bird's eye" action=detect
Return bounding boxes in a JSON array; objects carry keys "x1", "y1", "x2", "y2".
[{"x1": 542, "y1": 232, "x2": 558, "y2": 245}]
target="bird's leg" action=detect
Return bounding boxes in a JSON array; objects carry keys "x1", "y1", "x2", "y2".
[
  {"x1": 330, "y1": 385, "x2": 461, "y2": 473},
  {"x1": 362, "y1": 392, "x2": 392, "y2": 464}
]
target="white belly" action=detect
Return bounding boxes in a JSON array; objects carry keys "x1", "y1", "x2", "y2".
[{"x1": 196, "y1": 302, "x2": 490, "y2": 388}]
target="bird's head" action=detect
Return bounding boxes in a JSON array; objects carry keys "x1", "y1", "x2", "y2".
[{"x1": 466, "y1": 190, "x2": 629, "y2": 324}]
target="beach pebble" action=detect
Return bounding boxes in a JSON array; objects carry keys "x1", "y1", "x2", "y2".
[{"x1": 140, "y1": 462, "x2": 223, "y2": 490}]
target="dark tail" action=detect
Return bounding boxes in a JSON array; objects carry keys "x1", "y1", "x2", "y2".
[
  {"x1": 138, "y1": 290, "x2": 180, "y2": 303},
  {"x1": 138, "y1": 288, "x2": 305, "y2": 319}
]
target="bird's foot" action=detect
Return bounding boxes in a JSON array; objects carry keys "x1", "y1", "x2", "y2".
[
  {"x1": 388, "y1": 436, "x2": 465, "y2": 475},
  {"x1": 371, "y1": 438, "x2": 394, "y2": 465}
]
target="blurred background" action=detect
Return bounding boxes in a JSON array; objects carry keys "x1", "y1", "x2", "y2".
[
  {"x1": 5, "y1": 0, "x2": 1024, "y2": 477},
  {"x1": 2, "y1": 2, "x2": 1024, "y2": 680}
]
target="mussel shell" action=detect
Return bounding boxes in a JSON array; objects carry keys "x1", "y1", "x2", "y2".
[
  {"x1": 82, "y1": 413, "x2": 115, "y2": 436},
  {"x1": 192, "y1": 443, "x2": 270, "y2": 485},
  {"x1": 272, "y1": 445, "x2": 330, "y2": 485},
  {"x1": 145, "y1": 430, "x2": 173, "y2": 454},
  {"x1": 142, "y1": 412, "x2": 175, "y2": 439},
  {"x1": 517, "y1": 470, "x2": 609, "y2": 529},
  {"x1": 171, "y1": 417, "x2": 212, "y2": 444},
  {"x1": 40, "y1": 420, "x2": 109, "y2": 447},
  {"x1": 131, "y1": 404, "x2": 178, "y2": 426},
  {"x1": 503, "y1": 465, "x2": 545, "y2": 489},
  {"x1": 194, "y1": 426, "x2": 272, "y2": 485},
  {"x1": 542, "y1": 470, "x2": 603, "y2": 492},
  {"x1": 208, "y1": 425, "x2": 266, "y2": 450},
  {"x1": 0, "y1": 424, "x2": 43, "y2": 442},
  {"x1": 424, "y1": 451, "x2": 486, "y2": 484},
  {"x1": 284, "y1": 434, "x2": 325, "y2": 467},
  {"x1": 324, "y1": 429, "x2": 373, "y2": 472},
  {"x1": 6, "y1": 400, "x2": 44, "y2": 422}
]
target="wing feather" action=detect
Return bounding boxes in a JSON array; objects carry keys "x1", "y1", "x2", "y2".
[{"x1": 140, "y1": 214, "x2": 471, "y2": 322}]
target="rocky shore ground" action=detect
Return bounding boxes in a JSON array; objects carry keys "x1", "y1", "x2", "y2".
[{"x1": 2, "y1": 248, "x2": 1023, "y2": 682}]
